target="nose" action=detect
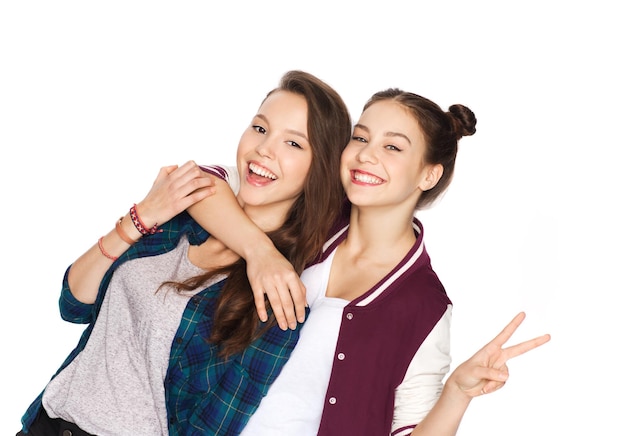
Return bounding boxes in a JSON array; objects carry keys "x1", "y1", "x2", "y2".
[
  {"x1": 355, "y1": 142, "x2": 377, "y2": 164},
  {"x1": 255, "y1": 137, "x2": 275, "y2": 159}
]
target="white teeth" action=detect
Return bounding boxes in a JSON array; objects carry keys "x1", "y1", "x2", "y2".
[
  {"x1": 354, "y1": 171, "x2": 383, "y2": 184},
  {"x1": 249, "y1": 163, "x2": 277, "y2": 180}
]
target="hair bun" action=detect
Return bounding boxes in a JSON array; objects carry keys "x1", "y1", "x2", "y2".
[{"x1": 448, "y1": 104, "x2": 477, "y2": 139}]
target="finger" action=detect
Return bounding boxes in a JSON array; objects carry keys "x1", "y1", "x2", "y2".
[
  {"x1": 176, "y1": 187, "x2": 216, "y2": 212},
  {"x1": 167, "y1": 163, "x2": 205, "y2": 188},
  {"x1": 481, "y1": 362, "x2": 509, "y2": 394},
  {"x1": 497, "y1": 333, "x2": 551, "y2": 365},
  {"x1": 274, "y1": 275, "x2": 307, "y2": 329},
  {"x1": 473, "y1": 366, "x2": 509, "y2": 386},
  {"x1": 252, "y1": 288, "x2": 269, "y2": 324},
  {"x1": 175, "y1": 160, "x2": 201, "y2": 177},
  {"x1": 482, "y1": 379, "x2": 506, "y2": 395},
  {"x1": 180, "y1": 160, "x2": 197, "y2": 170},
  {"x1": 165, "y1": 169, "x2": 216, "y2": 204},
  {"x1": 178, "y1": 169, "x2": 217, "y2": 195},
  {"x1": 263, "y1": 287, "x2": 289, "y2": 331},
  {"x1": 192, "y1": 165, "x2": 217, "y2": 186},
  {"x1": 487, "y1": 312, "x2": 527, "y2": 349},
  {"x1": 185, "y1": 186, "x2": 216, "y2": 202},
  {"x1": 162, "y1": 164, "x2": 180, "y2": 175},
  {"x1": 153, "y1": 165, "x2": 178, "y2": 185},
  {"x1": 285, "y1": 278, "x2": 307, "y2": 323},
  {"x1": 275, "y1": 284, "x2": 298, "y2": 330}
]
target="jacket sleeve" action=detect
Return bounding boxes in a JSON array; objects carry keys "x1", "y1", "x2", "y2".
[{"x1": 391, "y1": 306, "x2": 452, "y2": 435}]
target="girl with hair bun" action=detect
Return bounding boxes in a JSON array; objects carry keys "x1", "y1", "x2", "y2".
[{"x1": 192, "y1": 87, "x2": 550, "y2": 435}]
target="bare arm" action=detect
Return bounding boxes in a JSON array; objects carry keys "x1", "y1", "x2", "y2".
[
  {"x1": 411, "y1": 312, "x2": 551, "y2": 436},
  {"x1": 187, "y1": 163, "x2": 306, "y2": 331},
  {"x1": 67, "y1": 163, "x2": 215, "y2": 303}
]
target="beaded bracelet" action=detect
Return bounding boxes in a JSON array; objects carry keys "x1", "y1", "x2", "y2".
[
  {"x1": 129, "y1": 203, "x2": 161, "y2": 235},
  {"x1": 98, "y1": 236, "x2": 119, "y2": 261},
  {"x1": 115, "y1": 217, "x2": 136, "y2": 245}
]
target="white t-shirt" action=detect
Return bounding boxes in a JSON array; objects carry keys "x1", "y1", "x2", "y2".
[{"x1": 241, "y1": 248, "x2": 451, "y2": 435}]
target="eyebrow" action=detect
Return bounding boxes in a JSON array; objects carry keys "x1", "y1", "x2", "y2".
[
  {"x1": 256, "y1": 114, "x2": 309, "y2": 143},
  {"x1": 354, "y1": 123, "x2": 411, "y2": 145}
]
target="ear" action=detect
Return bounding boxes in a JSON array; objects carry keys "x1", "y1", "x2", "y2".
[{"x1": 419, "y1": 163, "x2": 443, "y2": 191}]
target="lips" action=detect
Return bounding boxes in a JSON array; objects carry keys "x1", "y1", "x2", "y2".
[
  {"x1": 351, "y1": 169, "x2": 384, "y2": 185},
  {"x1": 249, "y1": 162, "x2": 277, "y2": 180},
  {"x1": 246, "y1": 162, "x2": 278, "y2": 186}
]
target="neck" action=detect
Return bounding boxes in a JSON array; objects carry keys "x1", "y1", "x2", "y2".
[
  {"x1": 344, "y1": 204, "x2": 417, "y2": 259},
  {"x1": 189, "y1": 237, "x2": 240, "y2": 270},
  {"x1": 240, "y1": 202, "x2": 290, "y2": 233}
]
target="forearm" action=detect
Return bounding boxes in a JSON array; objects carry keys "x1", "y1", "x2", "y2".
[
  {"x1": 187, "y1": 179, "x2": 275, "y2": 261},
  {"x1": 410, "y1": 382, "x2": 471, "y2": 436},
  {"x1": 67, "y1": 214, "x2": 140, "y2": 303},
  {"x1": 190, "y1": 166, "x2": 306, "y2": 329},
  {"x1": 68, "y1": 162, "x2": 217, "y2": 304}
]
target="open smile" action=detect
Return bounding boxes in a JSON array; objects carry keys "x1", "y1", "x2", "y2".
[{"x1": 351, "y1": 169, "x2": 384, "y2": 185}]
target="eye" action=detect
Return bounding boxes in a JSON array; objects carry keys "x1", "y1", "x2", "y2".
[
  {"x1": 287, "y1": 140, "x2": 303, "y2": 149},
  {"x1": 252, "y1": 125, "x2": 267, "y2": 134},
  {"x1": 385, "y1": 144, "x2": 401, "y2": 151},
  {"x1": 351, "y1": 136, "x2": 367, "y2": 143}
]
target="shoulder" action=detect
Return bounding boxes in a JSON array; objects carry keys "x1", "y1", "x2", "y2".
[{"x1": 199, "y1": 164, "x2": 240, "y2": 194}]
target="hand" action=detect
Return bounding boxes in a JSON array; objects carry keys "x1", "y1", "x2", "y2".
[
  {"x1": 246, "y1": 244, "x2": 307, "y2": 331},
  {"x1": 448, "y1": 312, "x2": 550, "y2": 398},
  {"x1": 135, "y1": 161, "x2": 216, "y2": 228}
]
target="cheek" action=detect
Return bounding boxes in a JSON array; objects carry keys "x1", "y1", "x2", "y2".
[
  {"x1": 236, "y1": 130, "x2": 256, "y2": 156},
  {"x1": 339, "y1": 149, "x2": 354, "y2": 172},
  {"x1": 340, "y1": 148, "x2": 353, "y2": 168},
  {"x1": 297, "y1": 159, "x2": 313, "y2": 182},
  {"x1": 235, "y1": 149, "x2": 247, "y2": 180},
  {"x1": 287, "y1": 157, "x2": 312, "y2": 190}
]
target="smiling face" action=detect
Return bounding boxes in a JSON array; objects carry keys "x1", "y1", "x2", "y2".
[
  {"x1": 340, "y1": 99, "x2": 442, "y2": 211},
  {"x1": 236, "y1": 90, "x2": 313, "y2": 229}
]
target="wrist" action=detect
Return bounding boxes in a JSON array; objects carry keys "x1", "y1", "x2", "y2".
[
  {"x1": 442, "y1": 376, "x2": 473, "y2": 406},
  {"x1": 116, "y1": 216, "x2": 140, "y2": 244},
  {"x1": 240, "y1": 232, "x2": 277, "y2": 261},
  {"x1": 130, "y1": 203, "x2": 162, "y2": 236}
]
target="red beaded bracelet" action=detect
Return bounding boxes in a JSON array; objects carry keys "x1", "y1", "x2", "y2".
[
  {"x1": 129, "y1": 204, "x2": 161, "y2": 235},
  {"x1": 98, "y1": 236, "x2": 119, "y2": 261}
]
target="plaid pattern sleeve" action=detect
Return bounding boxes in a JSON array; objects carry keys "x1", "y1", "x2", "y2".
[
  {"x1": 57, "y1": 266, "x2": 95, "y2": 323},
  {"x1": 166, "y1": 286, "x2": 308, "y2": 436}
]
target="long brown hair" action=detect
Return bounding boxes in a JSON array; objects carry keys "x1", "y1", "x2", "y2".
[
  {"x1": 363, "y1": 89, "x2": 477, "y2": 209},
  {"x1": 169, "y1": 71, "x2": 351, "y2": 358}
]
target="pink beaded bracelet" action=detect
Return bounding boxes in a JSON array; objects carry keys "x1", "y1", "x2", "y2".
[
  {"x1": 98, "y1": 236, "x2": 119, "y2": 261},
  {"x1": 129, "y1": 203, "x2": 161, "y2": 235}
]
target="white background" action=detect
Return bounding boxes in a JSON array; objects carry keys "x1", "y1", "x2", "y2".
[{"x1": 1, "y1": 1, "x2": 624, "y2": 434}]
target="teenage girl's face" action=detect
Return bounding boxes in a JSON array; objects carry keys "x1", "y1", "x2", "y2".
[
  {"x1": 236, "y1": 90, "x2": 312, "y2": 227},
  {"x1": 340, "y1": 100, "x2": 436, "y2": 210}
]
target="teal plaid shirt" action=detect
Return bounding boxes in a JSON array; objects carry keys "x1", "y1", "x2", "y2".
[{"x1": 20, "y1": 212, "x2": 305, "y2": 435}]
